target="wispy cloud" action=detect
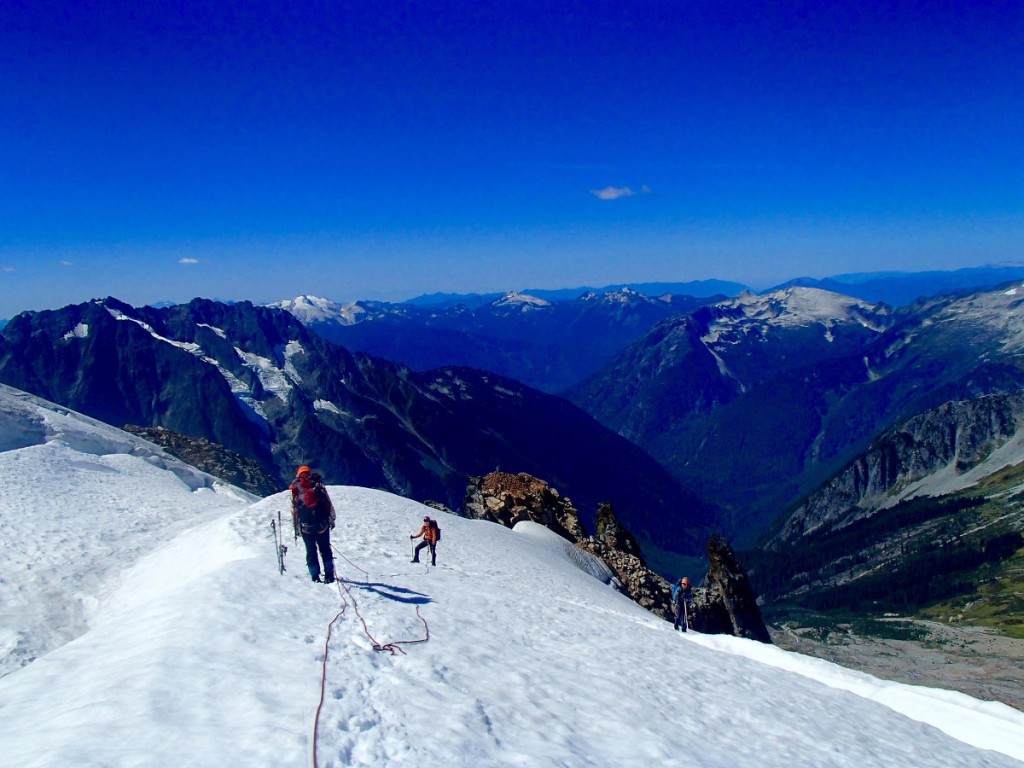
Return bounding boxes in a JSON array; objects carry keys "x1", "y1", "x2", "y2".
[
  {"x1": 2, "y1": 267, "x2": 15, "y2": 273},
  {"x1": 60, "y1": 260, "x2": 73, "y2": 267},
  {"x1": 590, "y1": 185, "x2": 651, "y2": 201},
  {"x1": 179, "y1": 258, "x2": 200, "y2": 265}
]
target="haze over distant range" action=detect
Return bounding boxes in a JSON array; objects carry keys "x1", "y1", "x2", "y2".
[{"x1": 2, "y1": 1, "x2": 1022, "y2": 319}]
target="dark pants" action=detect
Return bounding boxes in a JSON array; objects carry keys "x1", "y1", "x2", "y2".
[
  {"x1": 413, "y1": 540, "x2": 436, "y2": 565},
  {"x1": 301, "y1": 529, "x2": 334, "y2": 581},
  {"x1": 673, "y1": 602, "x2": 689, "y2": 631}
]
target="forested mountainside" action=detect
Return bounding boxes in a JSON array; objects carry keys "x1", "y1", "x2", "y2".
[{"x1": 569, "y1": 284, "x2": 1024, "y2": 543}]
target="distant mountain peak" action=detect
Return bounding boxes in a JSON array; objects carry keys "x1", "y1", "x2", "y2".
[
  {"x1": 492, "y1": 291, "x2": 550, "y2": 310},
  {"x1": 600, "y1": 286, "x2": 650, "y2": 304},
  {"x1": 267, "y1": 295, "x2": 368, "y2": 326},
  {"x1": 707, "y1": 287, "x2": 890, "y2": 340}
]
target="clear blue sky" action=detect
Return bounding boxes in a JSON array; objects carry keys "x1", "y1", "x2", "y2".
[{"x1": 2, "y1": 0, "x2": 1022, "y2": 317}]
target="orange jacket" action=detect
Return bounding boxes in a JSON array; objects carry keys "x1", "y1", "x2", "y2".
[{"x1": 413, "y1": 522, "x2": 438, "y2": 544}]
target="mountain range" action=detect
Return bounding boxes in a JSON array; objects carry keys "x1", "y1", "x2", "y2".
[
  {"x1": 268, "y1": 288, "x2": 723, "y2": 394},
  {"x1": 4, "y1": 265, "x2": 1024, "y2": 564},
  {"x1": 568, "y1": 283, "x2": 1024, "y2": 543},
  {"x1": 0, "y1": 297, "x2": 715, "y2": 555},
  {"x1": 773, "y1": 264, "x2": 1024, "y2": 307}
]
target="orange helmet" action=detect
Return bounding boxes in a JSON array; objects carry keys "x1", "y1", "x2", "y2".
[{"x1": 296, "y1": 465, "x2": 311, "y2": 477}]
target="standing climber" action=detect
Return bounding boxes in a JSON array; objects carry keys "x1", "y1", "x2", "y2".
[
  {"x1": 291, "y1": 465, "x2": 336, "y2": 583},
  {"x1": 410, "y1": 515, "x2": 440, "y2": 566},
  {"x1": 671, "y1": 577, "x2": 693, "y2": 632}
]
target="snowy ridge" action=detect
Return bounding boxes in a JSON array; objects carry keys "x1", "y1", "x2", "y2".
[
  {"x1": 934, "y1": 282, "x2": 1024, "y2": 352},
  {"x1": 102, "y1": 301, "x2": 280, "y2": 420},
  {"x1": 491, "y1": 290, "x2": 551, "y2": 309},
  {"x1": 105, "y1": 305, "x2": 203, "y2": 355},
  {"x1": 2, "y1": 386, "x2": 1024, "y2": 766},
  {"x1": 580, "y1": 286, "x2": 653, "y2": 305},
  {"x1": 0, "y1": 384, "x2": 255, "y2": 679},
  {"x1": 268, "y1": 295, "x2": 370, "y2": 326},
  {"x1": 702, "y1": 287, "x2": 888, "y2": 345}
]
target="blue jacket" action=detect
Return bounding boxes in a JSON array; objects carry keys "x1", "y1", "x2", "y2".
[{"x1": 671, "y1": 584, "x2": 692, "y2": 606}]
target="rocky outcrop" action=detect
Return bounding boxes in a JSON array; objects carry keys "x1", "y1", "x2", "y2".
[
  {"x1": 123, "y1": 425, "x2": 282, "y2": 497},
  {"x1": 594, "y1": 501, "x2": 645, "y2": 562},
  {"x1": 687, "y1": 536, "x2": 771, "y2": 642},
  {"x1": 463, "y1": 472, "x2": 586, "y2": 541},
  {"x1": 465, "y1": 471, "x2": 770, "y2": 641},
  {"x1": 576, "y1": 539, "x2": 673, "y2": 617}
]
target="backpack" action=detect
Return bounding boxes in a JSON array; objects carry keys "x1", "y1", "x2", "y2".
[
  {"x1": 295, "y1": 474, "x2": 330, "y2": 533},
  {"x1": 430, "y1": 519, "x2": 441, "y2": 543}
]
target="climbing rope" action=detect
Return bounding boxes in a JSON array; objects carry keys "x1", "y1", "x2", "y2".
[
  {"x1": 312, "y1": 606, "x2": 346, "y2": 768},
  {"x1": 334, "y1": 577, "x2": 430, "y2": 655},
  {"x1": 311, "y1": 545, "x2": 431, "y2": 767}
]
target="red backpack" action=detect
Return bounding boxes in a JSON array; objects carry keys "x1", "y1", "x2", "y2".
[{"x1": 294, "y1": 473, "x2": 329, "y2": 532}]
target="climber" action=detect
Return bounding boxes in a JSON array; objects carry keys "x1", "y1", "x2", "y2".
[
  {"x1": 291, "y1": 465, "x2": 336, "y2": 583},
  {"x1": 671, "y1": 576, "x2": 692, "y2": 632},
  {"x1": 410, "y1": 515, "x2": 440, "y2": 566}
]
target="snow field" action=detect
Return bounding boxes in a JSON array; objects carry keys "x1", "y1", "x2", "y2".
[{"x1": 3, "y1": 385, "x2": 1024, "y2": 766}]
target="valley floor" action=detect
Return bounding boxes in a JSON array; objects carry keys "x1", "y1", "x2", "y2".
[{"x1": 770, "y1": 619, "x2": 1024, "y2": 712}]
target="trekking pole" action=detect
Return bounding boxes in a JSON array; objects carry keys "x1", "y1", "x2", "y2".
[
  {"x1": 270, "y1": 517, "x2": 281, "y2": 575},
  {"x1": 682, "y1": 599, "x2": 689, "y2": 631},
  {"x1": 278, "y1": 511, "x2": 287, "y2": 574},
  {"x1": 270, "y1": 514, "x2": 287, "y2": 575}
]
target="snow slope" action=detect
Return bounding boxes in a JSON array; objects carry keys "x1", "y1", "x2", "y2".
[{"x1": 2, "y1": 386, "x2": 1024, "y2": 767}]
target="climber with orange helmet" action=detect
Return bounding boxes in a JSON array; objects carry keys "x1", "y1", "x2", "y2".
[
  {"x1": 290, "y1": 465, "x2": 336, "y2": 583},
  {"x1": 671, "y1": 577, "x2": 692, "y2": 632},
  {"x1": 410, "y1": 514, "x2": 441, "y2": 566}
]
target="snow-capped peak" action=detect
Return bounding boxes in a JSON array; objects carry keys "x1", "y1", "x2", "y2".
[
  {"x1": 267, "y1": 295, "x2": 367, "y2": 326},
  {"x1": 492, "y1": 291, "x2": 551, "y2": 310},
  {"x1": 730, "y1": 287, "x2": 885, "y2": 327},
  {"x1": 599, "y1": 286, "x2": 649, "y2": 304},
  {"x1": 698, "y1": 287, "x2": 890, "y2": 347}
]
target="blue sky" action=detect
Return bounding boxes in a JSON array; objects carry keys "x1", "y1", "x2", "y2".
[{"x1": 2, "y1": 0, "x2": 1022, "y2": 317}]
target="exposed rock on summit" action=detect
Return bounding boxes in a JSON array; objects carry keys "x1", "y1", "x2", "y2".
[
  {"x1": 688, "y1": 535, "x2": 772, "y2": 642},
  {"x1": 463, "y1": 471, "x2": 586, "y2": 542},
  {"x1": 465, "y1": 471, "x2": 771, "y2": 642}
]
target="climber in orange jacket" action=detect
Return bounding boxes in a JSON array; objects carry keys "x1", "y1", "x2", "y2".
[{"x1": 410, "y1": 515, "x2": 440, "y2": 566}]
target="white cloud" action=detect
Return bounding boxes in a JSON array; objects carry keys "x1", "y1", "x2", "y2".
[
  {"x1": 179, "y1": 258, "x2": 200, "y2": 265},
  {"x1": 60, "y1": 260, "x2": 73, "y2": 267},
  {"x1": 590, "y1": 185, "x2": 651, "y2": 201},
  {"x1": 2, "y1": 267, "x2": 14, "y2": 273}
]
